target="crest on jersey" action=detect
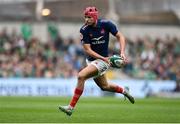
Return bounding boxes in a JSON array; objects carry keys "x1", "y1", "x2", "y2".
[
  {"x1": 101, "y1": 28, "x2": 105, "y2": 34},
  {"x1": 89, "y1": 33, "x2": 93, "y2": 38}
]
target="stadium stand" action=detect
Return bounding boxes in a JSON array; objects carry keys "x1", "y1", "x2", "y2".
[{"x1": 0, "y1": 26, "x2": 179, "y2": 81}]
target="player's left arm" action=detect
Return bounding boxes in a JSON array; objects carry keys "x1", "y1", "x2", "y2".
[
  {"x1": 106, "y1": 20, "x2": 127, "y2": 62},
  {"x1": 115, "y1": 31, "x2": 127, "y2": 62}
]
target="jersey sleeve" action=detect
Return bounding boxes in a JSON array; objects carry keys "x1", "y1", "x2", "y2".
[
  {"x1": 80, "y1": 27, "x2": 90, "y2": 44},
  {"x1": 106, "y1": 21, "x2": 118, "y2": 36}
]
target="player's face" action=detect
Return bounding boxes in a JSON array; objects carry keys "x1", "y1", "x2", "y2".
[{"x1": 84, "y1": 16, "x2": 95, "y2": 26}]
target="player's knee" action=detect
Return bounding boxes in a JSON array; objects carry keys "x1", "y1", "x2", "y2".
[{"x1": 77, "y1": 73, "x2": 86, "y2": 82}]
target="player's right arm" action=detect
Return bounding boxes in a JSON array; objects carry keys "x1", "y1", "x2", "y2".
[{"x1": 82, "y1": 43, "x2": 109, "y2": 63}]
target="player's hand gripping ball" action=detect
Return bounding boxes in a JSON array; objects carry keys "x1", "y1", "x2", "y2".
[{"x1": 109, "y1": 55, "x2": 125, "y2": 68}]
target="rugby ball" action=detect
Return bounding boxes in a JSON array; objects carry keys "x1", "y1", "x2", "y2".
[{"x1": 109, "y1": 55, "x2": 125, "y2": 68}]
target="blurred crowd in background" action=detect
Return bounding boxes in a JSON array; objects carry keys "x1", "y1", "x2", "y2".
[{"x1": 0, "y1": 25, "x2": 180, "y2": 83}]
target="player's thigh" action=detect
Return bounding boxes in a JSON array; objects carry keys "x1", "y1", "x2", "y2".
[
  {"x1": 93, "y1": 74, "x2": 108, "y2": 88},
  {"x1": 79, "y1": 64, "x2": 98, "y2": 79}
]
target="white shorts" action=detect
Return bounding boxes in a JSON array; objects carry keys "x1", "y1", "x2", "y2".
[{"x1": 86, "y1": 59, "x2": 110, "y2": 76}]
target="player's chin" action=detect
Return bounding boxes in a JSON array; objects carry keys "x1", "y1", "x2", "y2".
[{"x1": 86, "y1": 22, "x2": 93, "y2": 25}]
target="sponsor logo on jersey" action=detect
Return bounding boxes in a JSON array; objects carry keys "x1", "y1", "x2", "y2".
[
  {"x1": 92, "y1": 36, "x2": 103, "y2": 41},
  {"x1": 91, "y1": 36, "x2": 105, "y2": 45}
]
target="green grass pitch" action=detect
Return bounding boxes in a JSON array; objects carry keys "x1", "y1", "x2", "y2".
[{"x1": 0, "y1": 96, "x2": 180, "y2": 123}]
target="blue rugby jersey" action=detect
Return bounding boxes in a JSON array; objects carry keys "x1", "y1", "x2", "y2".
[{"x1": 80, "y1": 19, "x2": 118, "y2": 61}]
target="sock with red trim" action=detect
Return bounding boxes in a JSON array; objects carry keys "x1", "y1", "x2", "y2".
[
  {"x1": 69, "y1": 88, "x2": 83, "y2": 108},
  {"x1": 115, "y1": 86, "x2": 124, "y2": 93}
]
